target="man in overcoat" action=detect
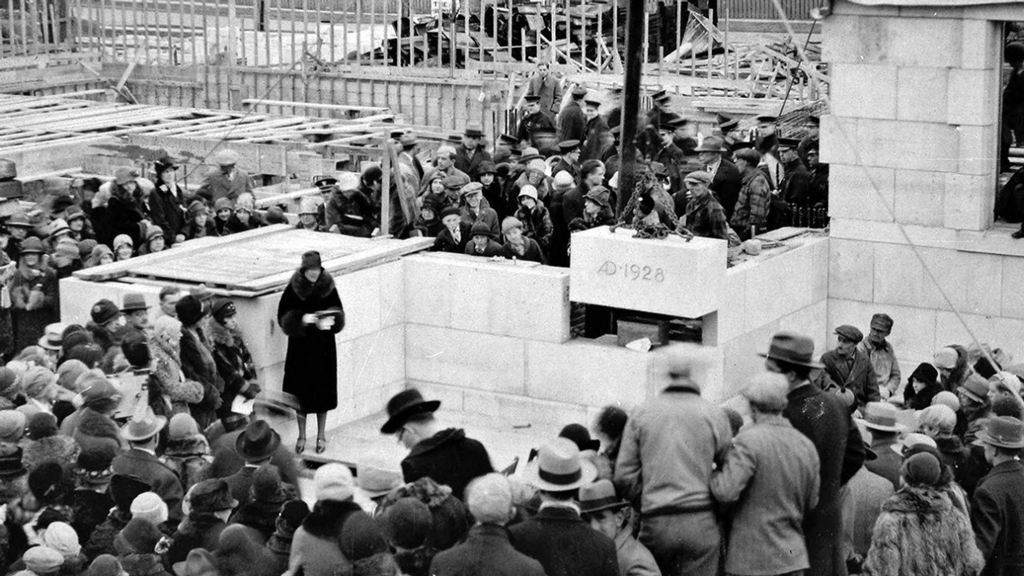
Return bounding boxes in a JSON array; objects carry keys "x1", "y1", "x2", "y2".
[
  {"x1": 453, "y1": 125, "x2": 492, "y2": 180},
  {"x1": 112, "y1": 407, "x2": 184, "y2": 522},
  {"x1": 820, "y1": 325, "x2": 881, "y2": 411},
  {"x1": 763, "y1": 331, "x2": 866, "y2": 576},
  {"x1": 971, "y1": 416, "x2": 1024, "y2": 576}
]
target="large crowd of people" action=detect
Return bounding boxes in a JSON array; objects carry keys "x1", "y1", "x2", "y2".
[{"x1": 0, "y1": 279, "x2": 1017, "y2": 576}]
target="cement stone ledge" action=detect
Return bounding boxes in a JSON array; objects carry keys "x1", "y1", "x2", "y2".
[{"x1": 830, "y1": 218, "x2": 1024, "y2": 259}]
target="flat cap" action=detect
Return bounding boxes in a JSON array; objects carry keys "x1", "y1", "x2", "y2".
[{"x1": 834, "y1": 325, "x2": 864, "y2": 343}]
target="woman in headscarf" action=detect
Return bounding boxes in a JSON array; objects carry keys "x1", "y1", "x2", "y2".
[{"x1": 276, "y1": 251, "x2": 344, "y2": 455}]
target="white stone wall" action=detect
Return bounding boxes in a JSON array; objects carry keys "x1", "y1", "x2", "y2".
[{"x1": 823, "y1": 2, "x2": 1024, "y2": 372}]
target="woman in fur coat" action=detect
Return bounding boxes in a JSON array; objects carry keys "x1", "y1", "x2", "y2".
[
  {"x1": 862, "y1": 452, "x2": 984, "y2": 576},
  {"x1": 207, "y1": 300, "x2": 260, "y2": 413},
  {"x1": 151, "y1": 316, "x2": 205, "y2": 416},
  {"x1": 276, "y1": 251, "x2": 344, "y2": 455}
]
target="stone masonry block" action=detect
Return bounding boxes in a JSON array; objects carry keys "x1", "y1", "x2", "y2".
[
  {"x1": 462, "y1": 389, "x2": 588, "y2": 430},
  {"x1": 934, "y1": 311, "x2": 1024, "y2": 358},
  {"x1": 889, "y1": 18, "x2": 962, "y2": 68},
  {"x1": 778, "y1": 300, "x2": 829, "y2": 359},
  {"x1": 809, "y1": 237, "x2": 830, "y2": 304},
  {"x1": 894, "y1": 169, "x2": 945, "y2": 226},
  {"x1": 744, "y1": 243, "x2": 815, "y2": 331},
  {"x1": 821, "y1": 15, "x2": 862, "y2": 64},
  {"x1": 378, "y1": 260, "x2": 405, "y2": 328},
  {"x1": 1000, "y1": 256, "x2": 1024, "y2": 319},
  {"x1": 958, "y1": 125, "x2": 998, "y2": 176},
  {"x1": 525, "y1": 340, "x2": 652, "y2": 409},
  {"x1": 716, "y1": 268, "x2": 747, "y2": 343},
  {"x1": 948, "y1": 69, "x2": 998, "y2": 126},
  {"x1": 896, "y1": 67, "x2": 947, "y2": 123},
  {"x1": 405, "y1": 324, "x2": 526, "y2": 395},
  {"x1": 831, "y1": 1, "x2": 899, "y2": 17},
  {"x1": 961, "y1": 19, "x2": 998, "y2": 70},
  {"x1": 831, "y1": 64, "x2": 897, "y2": 120},
  {"x1": 828, "y1": 238, "x2": 875, "y2": 302},
  {"x1": 944, "y1": 173, "x2": 993, "y2": 231},
  {"x1": 828, "y1": 164, "x2": 895, "y2": 222},
  {"x1": 819, "y1": 116, "x2": 861, "y2": 166},
  {"x1": 873, "y1": 243, "x2": 937, "y2": 309},
  {"x1": 859, "y1": 119, "x2": 959, "y2": 172},
  {"x1": 918, "y1": 247, "x2": 1002, "y2": 317}
]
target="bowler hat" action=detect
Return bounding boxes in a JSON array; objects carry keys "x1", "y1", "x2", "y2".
[
  {"x1": 235, "y1": 419, "x2": 281, "y2": 461},
  {"x1": 695, "y1": 136, "x2": 727, "y2": 153},
  {"x1": 974, "y1": 416, "x2": 1024, "y2": 449},
  {"x1": 578, "y1": 479, "x2": 628, "y2": 515},
  {"x1": 120, "y1": 407, "x2": 167, "y2": 442},
  {"x1": 189, "y1": 479, "x2": 239, "y2": 512},
  {"x1": 121, "y1": 293, "x2": 149, "y2": 313},
  {"x1": 855, "y1": 402, "x2": 907, "y2": 433},
  {"x1": 584, "y1": 98, "x2": 601, "y2": 109},
  {"x1": 522, "y1": 437, "x2": 597, "y2": 492},
  {"x1": 464, "y1": 125, "x2": 485, "y2": 139},
  {"x1": 834, "y1": 324, "x2": 863, "y2": 344},
  {"x1": 760, "y1": 332, "x2": 823, "y2": 369},
  {"x1": 380, "y1": 389, "x2": 440, "y2": 434},
  {"x1": 90, "y1": 299, "x2": 121, "y2": 325}
]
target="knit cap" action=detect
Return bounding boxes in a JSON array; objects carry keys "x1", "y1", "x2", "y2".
[
  {"x1": 41, "y1": 522, "x2": 81, "y2": 558},
  {"x1": 130, "y1": 492, "x2": 169, "y2": 526},
  {"x1": 380, "y1": 497, "x2": 432, "y2": 549},
  {"x1": 23, "y1": 546, "x2": 64, "y2": 574},
  {"x1": 901, "y1": 452, "x2": 941, "y2": 486}
]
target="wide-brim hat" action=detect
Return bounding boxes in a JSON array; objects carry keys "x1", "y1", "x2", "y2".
[
  {"x1": 464, "y1": 125, "x2": 485, "y2": 139},
  {"x1": 235, "y1": 419, "x2": 281, "y2": 461},
  {"x1": 578, "y1": 479, "x2": 628, "y2": 515},
  {"x1": 380, "y1": 389, "x2": 440, "y2": 434},
  {"x1": 120, "y1": 411, "x2": 167, "y2": 442},
  {"x1": 523, "y1": 437, "x2": 597, "y2": 492},
  {"x1": 759, "y1": 332, "x2": 823, "y2": 369},
  {"x1": 973, "y1": 416, "x2": 1024, "y2": 449},
  {"x1": 855, "y1": 402, "x2": 907, "y2": 433}
]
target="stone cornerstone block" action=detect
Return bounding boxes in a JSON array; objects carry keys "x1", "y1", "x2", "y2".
[
  {"x1": 831, "y1": 64, "x2": 897, "y2": 120},
  {"x1": 819, "y1": 116, "x2": 860, "y2": 166},
  {"x1": 569, "y1": 226, "x2": 726, "y2": 318},
  {"x1": 889, "y1": 18, "x2": 962, "y2": 68},
  {"x1": 896, "y1": 67, "x2": 948, "y2": 123}
]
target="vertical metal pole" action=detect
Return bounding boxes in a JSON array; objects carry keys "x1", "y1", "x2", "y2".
[
  {"x1": 381, "y1": 132, "x2": 391, "y2": 236},
  {"x1": 615, "y1": 0, "x2": 643, "y2": 216}
]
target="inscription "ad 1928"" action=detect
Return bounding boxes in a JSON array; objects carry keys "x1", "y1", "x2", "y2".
[{"x1": 596, "y1": 261, "x2": 665, "y2": 282}]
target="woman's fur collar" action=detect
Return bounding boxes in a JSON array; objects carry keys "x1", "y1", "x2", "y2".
[
  {"x1": 289, "y1": 269, "x2": 335, "y2": 301},
  {"x1": 301, "y1": 499, "x2": 363, "y2": 540},
  {"x1": 882, "y1": 484, "x2": 951, "y2": 515},
  {"x1": 207, "y1": 319, "x2": 237, "y2": 348}
]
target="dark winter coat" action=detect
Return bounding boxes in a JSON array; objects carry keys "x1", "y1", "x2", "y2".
[
  {"x1": 783, "y1": 382, "x2": 866, "y2": 576},
  {"x1": 515, "y1": 202, "x2": 554, "y2": 251},
  {"x1": 196, "y1": 170, "x2": 253, "y2": 204},
  {"x1": 184, "y1": 218, "x2": 218, "y2": 240},
  {"x1": 111, "y1": 449, "x2": 184, "y2": 522},
  {"x1": 430, "y1": 524, "x2": 545, "y2": 576},
  {"x1": 459, "y1": 204, "x2": 500, "y2": 239},
  {"x1": 863, "y1": 485, "x2": 984, "y2": 576},
  {"x1": 277, "y1": 269, "x2": 344, "y2": 414},
  {"x1": 432, "y1": 223, "x2": 472, "y2": 253},
  {"x1": 557, "y1": 100, "x2": 586, "y2": 142},
  {"x1": 509, "y1": 505, "x2": 619, "y2": 576},
  {"x1": 70, "y1": 488, "x2": 115, "y2": 545},
  {"x1": 204, "y1": 428, "x2": 300, "y2": 488},
  {"x1": 165, "y1": 514, "x2": 228, "y2": 566},
  {"x1": 95, "y1": 187, "x2": 146, "y2": 248},
  {"x1": 821, "y1": 348, "x2": 882, "y2": 410},
  {"x1": 500, "y1": 238, "x2": 546, "y2": 264},
  {"x1": 8, "y1": 262, "x2": 59, "y2": 351},
  {"x1": 324, "y1": 188, "x2": 375, "y2": 237},
  {"x1": 84, "y1": 511, "x2": 130, "y2": 560},
  {"x1": 150, "y1": 183, "x2": 185, "y2": 244},
  {"x1": 464, "y1": 238, "x2": 503, "y2": 257},
  {"x1": 230, "y1": 495, "x2": 292, "y2": 542},
  {"x1": 972, "y1": 459, "x2": 1024, "y2": 576},
  {"x1": 289, "y1": 500, "x2": 389, "y2": 576},
  {"x1": 225, "y1": 213, "x2": 263, "y2": 235},
  {"x1": 453, "y1": 145, "x2": 492, "y2": 179},
  {"x1": 708, "y1": 158, "x2": 743, "y2": 221},
  {"x1": 207, "y1": 320, "x2": 257, "y2": 412},
  {"x1": 179, "y1": 327, "x2": 223, "y2": 429},
  {"x1": 401, "y1": 428, "x2": 493, "y2": 501},
  {"x1": 160, "y1": 435, "x2": 213, "y2": 492}
]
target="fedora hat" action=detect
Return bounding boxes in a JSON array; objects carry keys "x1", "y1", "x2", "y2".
[
  {"x1": 522, "y1": 437, "x2": 597, "y2": 492},
  {"x1": 760, "y1": 332, "x2": 823, "y2": 369},
  {"x1": 121, "y1": 293, "x2": 149, "y2": 313},
  {"x1": 974, "y1": 416, "x2": 1024, "y2": 449},
  {"x1": 695, "y1": 136, "x2": 727, "y2": 153},
  {"x1": 380, "y1": 389, "x2": 440, "y2": 434},
  {"x1": 38, "y1": 323, "x2": 65, "y2": 351},
  {"x1": 891, "y1": 432, "x2": 937, "y2": 456},
  {"x1": 855, "y1": 402, "x2": 907, "y2": 433},
  {"x1": 120, "y1": 407, "x2": 167, "y2": 442},
  {"x1": 235, "y1": 419, "x2": 281, "y2": 461},
  {"x1": 578, "y1": 479, "x2": 628, "y2": 515},
  {"x1": 189, "y1": 479, "x2": 239, "y2": 513},
  {"x1": 464, "y1": 125, "x2": 485, "y2": 139}
]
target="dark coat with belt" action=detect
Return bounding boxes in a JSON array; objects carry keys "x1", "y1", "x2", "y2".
[
  {"x1": 453, "y1": 145, "x2": 492, "y2": 179},
  {"x1": 709, "y1": 159, "x2": 743, "y2": 221},
  {"x1": 783, "y1": 382, "x2": 866, "y2": 576},
  {"x1": 401, "y1": 428, "x2": 492, "y2": 501},
  {"x1": 972, "y1": 459, "x2": 1024, "y2": 576},
  {"x1": 430, "y1": 524, "x2": 546, "y2": 576},
  {"x1": 821, "y1": 348, "x2": 881, "y2": 410},
  {"x1": 509, "y1": 506, "x2": 619, "y2": 576},
  {"x1": 111, "y1": 449, "x2": 184, "y2": 521},
  {"x1": 277, "y1": 270, "x2": 344, "y2": 414}
]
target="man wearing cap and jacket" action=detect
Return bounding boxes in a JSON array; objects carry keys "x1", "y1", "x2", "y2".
[
  {"x1": 324, "y1": 172, "x2": 375, "y2": 238},
  {"x1": 454, "y1": 126, "x2": 492, "y2": 179},
  {"x1": 513, "y1": 438, "x2": 618, "y2": 576},
  {"x1": 517, "y1": 96, "x2": 557, "y2": 148},
  {"x1": 224, "y1": 419, "x2": 280, "y2": 507},
  {"x1": 614, "y1": 344, "x2": 733, "y2": 576},
  {"x1": 821, "y1": 325, "x2": 881, "y2": 411},
  {"x1": 579, "y1": 479, "x2": 661, "y2": 576},
  {"x1": 678, "y1": 171, "x2": 734, "y2": 245},
  {"x1": 859, "y1": 313, "x2": 901, "y2": 399},
  {"x1": 971, "y1": 416, "x2": 1024, "y2": 576},
  {"x1": 196, "y1": 150, "x2": 253, "y2": 204},
  {"x1": 381, "y1": 389, "x2": 492, "y2": 501},
  {"x1": 763, "y1": 331, "x2": 866, "y2": 576},
  {"x1": 558, "y1": 86, "x2": 587, "y2": 143},
  {"x1": 581, "y1": 98, "x2": 610, "y2": 163}
]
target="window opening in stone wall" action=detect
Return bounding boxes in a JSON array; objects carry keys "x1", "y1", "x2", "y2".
[{"x1": 996, "y1": 22, "x2": 1024, "y2": 237}]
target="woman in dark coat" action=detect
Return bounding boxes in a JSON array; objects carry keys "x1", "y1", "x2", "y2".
[{"x1": 277, "y1": 251, "x2": 344, "y2": 455}]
